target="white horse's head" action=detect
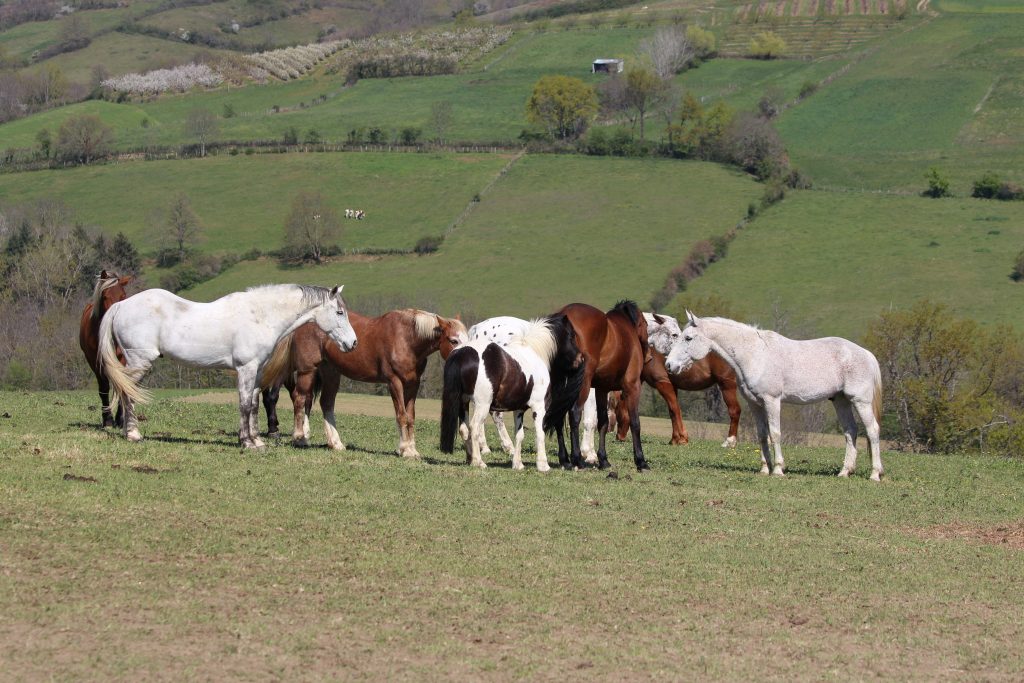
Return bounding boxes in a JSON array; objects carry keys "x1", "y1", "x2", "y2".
[
  {"x1": 311, "y1": 285, "x2": 358, "y2": 352},
  {"x1": 665, "y1": 310, "x2": 713, "y2": 374},
  {"x1": 645, "y1": 312, "x2": 685, "y2": 356}
]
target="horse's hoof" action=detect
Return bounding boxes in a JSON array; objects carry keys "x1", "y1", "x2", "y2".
[
  {"x1": 292, "y1": 438, "x2": 310, "y2": 448},
  {"x1": 561, "y1": 463, "x2": 573, "y2": 471},
  {"x1": 721, "y1": 436, "x2": 738, "y2": 448},
  {"x1": 400, "y1": 449, "x2": 420, "y2": 458},
  {"x1": 537, "y1": 463, "x2": 551, "y2": 473},
  {"x1": 635, "y1": 463, "x2": 651, "y2": 472},
  {"x1": 476, "y1": 462, "x2": 487, "y2": 469},
  {"x1": 669, "y1": 437, "x2": 689, "y2": 446},
  {"x1": 759, "y1": 466, "x2": 771, "y2": 475},
  {"x1": 512, "y1": 462, "x2": 525, "y2": 471},
  {"x1": 837, "y1": 470, "x2": 851, "y2": 478},
  {"x1": 870, "y1": 471, "x2": 882, "y2": 482},
  {"x1": 582, "y1": 454, "x2": 599, "y2": 466},
  {"x1": 771, "y1": 469, "x2": 786, "y2": 477},
  {"x1": 126, "y1": 430, "x2": 142, "y2": 443},
  {"x1": 330, "y1": 441, "x2": 347, "y2": 451},
  {"x1": 480, "y1": 447, "x2": 492, "y2": 455},
  {"x1": 267, "y1": 430, "x2": 280, "y2": 438}
]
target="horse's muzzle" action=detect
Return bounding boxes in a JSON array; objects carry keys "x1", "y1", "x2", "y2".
[{"x1": 343, "y1": 339, "x2": 358, "y2": 352}]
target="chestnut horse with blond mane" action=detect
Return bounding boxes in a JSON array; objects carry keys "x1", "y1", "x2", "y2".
[
  {"x1": 261, "y1": 309, "x2": 468, "y2": 457},
  {"x1": 545, "y1": 300, "x2": 650, "y2": 471},
  {"x1": 79, "y1": 270, "x2": 133, "y2": 428}
]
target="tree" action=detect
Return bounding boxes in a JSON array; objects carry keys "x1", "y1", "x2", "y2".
[
  {"x1": 283, "y1": 191, "x2": 341, "y2": 264},
  {"x1": 686, "y1": 25, "x2": 716, "y2": 60},
  {"x1": 622, "y1": 63, "x2": 670, "y2": 140},
  {"x1": 35, "y1": 128, "x2": 51, "y2": 157},
  {"x1": 923, "y1": 167, "x2": 951, "y2": 198},
  {"x1": 157, "y1": 193, "x2": 204, "y2": 263},
  {"x1": 57, "y1": 12, "x2": 90, "y2": 52},
  {"x1": 429, "y1": 100, "x2": 454, "y2": 143},
  {"x1": 185, "y1": 108, "x2": 218, "y2": 156},
  {"x1": 972, "y1": 172, "x2": 1002, "y2": 199},
  {"x1": 525, "y1": 75, "x2": 598, "y2": 140},
  {"x1": 757, "y1": 86, "x2": 785, "y2": 120},
  {"x1": 55, "y1": 114, "x2": 113, "y2": 163},
  {"x1": 725, "y1": 112, "x2": 787, "y2": 180},
  {"x1": 749, "y1": 31, "x2": 786, "y2": 59},
  {"x1": 640, "y1": 26, "x2": 694, "y2": 79}
]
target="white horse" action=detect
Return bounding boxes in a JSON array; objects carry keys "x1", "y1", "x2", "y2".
[
  {"x1": 440, "y1": 316, "x2": 584, "y2": 471},
  {"x1": 665, "y1": 312, "x2": 883, "y2": 480},
  {"x1": 98, "y1": 284, "x2": 358, "y2": 448}
]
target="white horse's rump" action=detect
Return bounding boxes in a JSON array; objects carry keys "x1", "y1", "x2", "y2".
[
  {"x1": 665, "y1": 313, "x2": 883, "y2": 480},
  {"x1": 99, "y1": 284, "x2": 357, "y2": 448}
]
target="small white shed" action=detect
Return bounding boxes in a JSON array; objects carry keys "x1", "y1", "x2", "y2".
[{"x1": 591, "y1": 58, "x2": 624, "y2": 74}]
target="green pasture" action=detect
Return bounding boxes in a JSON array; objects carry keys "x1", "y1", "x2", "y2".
[
  {"x1": 0, "y1": 2, "x2": 163, "y2": 61},
  {"x1": 0, "y1": 152, "x2": 513, "y2": 254},
  {"x1": 2, "y1": 389, "x2": 1022, "y2": 679},
  {"x1": 679, "y1": 190, "x2": 1024, "y2": 339},
  {"x1": 186, "y1": 154, "x2": 761, "y2": 317},
  {"x1": 777, "y1": 13, "x2": 1024, "y2": 191},
  {"x1": 934, "y1": 0, "x2": 1024, "y2": 11}
]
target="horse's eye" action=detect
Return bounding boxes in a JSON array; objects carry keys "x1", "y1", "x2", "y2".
[
  {"x1": 684, "y1": 335, "x2": 693, "y2": 342},
  {"x1": 672, "y1": 333, "x2": 679, "y2": 338}
]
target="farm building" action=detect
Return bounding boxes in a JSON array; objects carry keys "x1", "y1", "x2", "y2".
[{"x1": 591, "y1": 58, "x2": 624, "y2": 73}]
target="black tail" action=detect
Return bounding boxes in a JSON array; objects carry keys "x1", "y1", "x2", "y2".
[
  {"x1": 542, "y1": 315, "x2": 587, "y2": 434},
  {"x1": 440, "y1": 347, "x2": 475, "y2": 453}
]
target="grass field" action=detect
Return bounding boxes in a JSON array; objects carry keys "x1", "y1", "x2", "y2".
[
  {"x1": 0, "y1": 152, "x2": 514, "y2": 254},
  {"x1": 184, "y1": 154, "x2": 761, "y2": 317},
  {"x1": 776, "y1": 12, "x2": 1024, "y2": 191},
  {"x1": 2, "y1": 389, "x2": 1022, "y2": 679},
  {"x1": 678, "y1": 189, "x2": 1024, "y2": 339}
]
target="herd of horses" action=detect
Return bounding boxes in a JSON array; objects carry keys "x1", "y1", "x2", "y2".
[{"x1": 80, "y1": 271, "x2": 884, "y2": 480}]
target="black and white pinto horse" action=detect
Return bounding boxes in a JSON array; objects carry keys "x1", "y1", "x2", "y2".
[{"x1": 440, "y1": 316, "x2": 584, "y2": 471}]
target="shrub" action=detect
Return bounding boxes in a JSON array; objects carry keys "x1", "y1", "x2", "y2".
[
  {"x1": 922, "y1": 167, "x2": 951, "y2": 198},
  {"x1": 304, "y1": 129, "x2": 321, "y2": 144},
  {"x1": 1012, "y1": 249, "x2": 1024, "y2": 282},
  {"x1": 996, "y1": 182, "x2": 1024, "y2": 201},
  {"x1": 222, "y1": 103, "x2": 236, "y2": 118},
  {"x1": 399, "y1": 127, "x2": 422, "y2": 145},
  {"x1": 414, "y1": 235, "x2": 443, "y2": 254},
  {"x1": 282, "y1": 127, "x2": 299, "y2": 145},
  {"x1": 367, "y1": 127, "x2": 386, "y2": 144},
  {"x1": 972, "y1": 172, "x2": 1002, "y2": 199},
  {"x1": 798, "y1": 80, "x2": 818, "y2": 99},
  {"x1": 749, "y1": 32, "x2": 786, "y2": 59}
]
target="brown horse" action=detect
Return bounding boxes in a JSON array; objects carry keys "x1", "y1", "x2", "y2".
[
  {"x1": 262, "y1": 309, "x2": 468, "y2": 457},
  {"x1": 613, "y1": 349, "x2": 741, "y2": 446},
  {"x1": 544, "y1": 300, "x2": 650, "y2": 471},
  {"x1": 79, "y1": 270, "x2": 133, "y2": 428}
]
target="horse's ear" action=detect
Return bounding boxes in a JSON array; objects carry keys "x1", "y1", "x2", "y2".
[
  {"x1": 455, "y1": 313, "x2": 461, "y2": 321},
  {"x1": 99, "y1": 269, "x2": 110, "y2": 279},
  {"x1": 331, "y1": 285, "x2": 344, "y2": 298},
  {"x1": 652, "y1": 312, "x2": 666, "y2": 325},
  {"x1": 685, "y1": 310, "x2": 699, "y2": 326}
]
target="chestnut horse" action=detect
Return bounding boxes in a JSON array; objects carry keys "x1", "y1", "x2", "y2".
[
  {"x1": 262, "y1": 309, "x2": 468, "y2": 457},
  {"x1": 544, "y1": 300, "x2": 650, "y2": 471},
  {"x1": 79, "y1": 270, "x2": 133, "y2": 428},
  {"x1": 612, "y1": 349, "x2": 741, "y2": 447}
]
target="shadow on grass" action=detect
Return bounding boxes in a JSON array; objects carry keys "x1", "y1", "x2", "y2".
[{"x1": 692, "y1": 459, "x2": 843, "y2": 478}]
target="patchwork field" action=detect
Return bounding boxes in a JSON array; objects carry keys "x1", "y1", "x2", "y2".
[
  {"x1": 2, "y1": 389, "x2": 1022, "y2": 679},
  {"x1": 185, "y1": 154, "x2": 761, "y2": 317},
  {"x1": 679, "y1": 190, "x2": 1024, "y2": 338}
]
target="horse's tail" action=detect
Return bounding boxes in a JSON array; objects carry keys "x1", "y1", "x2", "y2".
[
  {"x1": 440, "y1": 347, "x2": 474, "y2": 454},
  {"x1": 97, "y1": 304, "x2": 151, "y2": 407},
  {"x1": 543, "y1": 315, "x2": 587, "y2": 434},
  {"x1": 261, "y1": 333, "x2": 294, "y2": 390},
  {"x1": 871, "y1": 354, "x2": 883, "y2": 425}
]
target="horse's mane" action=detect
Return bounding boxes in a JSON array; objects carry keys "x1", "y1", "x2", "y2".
[
  {"x1": 90, "y1": 275, "x2": 121, "y2": 321},
  {"x1": 510, "y1": 318, "x2": 556, "y2": 363},
  {"x1": 609, "y1": 300, "x2": 641, "y2": 326},
  {"x1": 246, "y1": 284, "x2": 335, "y2": 306},
  {"x1": 405, "y1": 310, "x2": 468, "y2": 340}
]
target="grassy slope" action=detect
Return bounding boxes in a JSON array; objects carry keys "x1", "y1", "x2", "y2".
[
  {"x1": 0, "y1": 1, "x2": 163, "y2": 60},
  {"x1": 678, "y1": 190, "x2": 1024, "y2": 338},
  {"x1": 2, "y1": 390, "x2": 1022, "y2": 680},
  {"x1": 186, "y1": 154, "x2": 761, "y2": 317},
  {"x1": 0, "y1": 152, "x2": 513, "y2": 253},
  {"x1": 776, "y1": 11, "x2": 1024, "y2": 191}
]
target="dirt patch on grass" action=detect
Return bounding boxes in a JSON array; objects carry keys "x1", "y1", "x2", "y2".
[{"x1": 917, "y1": 520, "x2": 1024, "y2": 550}]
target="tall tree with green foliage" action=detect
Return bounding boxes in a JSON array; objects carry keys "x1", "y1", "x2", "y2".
[{"x1": 526, "y1": 75, "x2": 598, "y2": 140}]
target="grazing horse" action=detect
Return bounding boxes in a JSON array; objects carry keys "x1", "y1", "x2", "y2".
[
  {"x1": 665, "y1": 312, "x2": 883, "y2": 480},
  {"x1": 98, "y1": 284, "x2": 358, "y2": 448},
  {"x1": 440, "y1": 315, "x2": 584, "y2": 471},
  {"x1": 617, "y1": 312, "x2": 742, "y2": 447},
  {"x1": 545, "y1": 301, "x2": 650, "y2": 471},
  {"x1": 79, "y1": 270, "x2": 133, "y2": 428},
  {"x1": 261, "y1": 309, "x2": 468, "y2": 456}
]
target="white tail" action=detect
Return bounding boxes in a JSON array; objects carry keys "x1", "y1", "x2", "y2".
[{"x1": 97, "y1": 305, "x2": 152, "y2": 407}]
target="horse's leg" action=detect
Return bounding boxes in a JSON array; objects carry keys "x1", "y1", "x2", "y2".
[
  {"x1": 594, "y1": 390, "x2": 610, "y2": 469},
  {"x1": 119, "y1": 351, "x2": 155, "y2": 443},
  {"x1": 97, "y1": 373, "x2": 114, "y2": 428},
  {"x1": 237, "y1": 363, "x2": 263, "y2": 448},
  {"x1": 833, "y1": 396, "x2": 859, "y2": 478},
  {"x1": 387, "y1": 375, "x2": 408, "y2": 456},
  {"x1": 511, "y1": 411, "x2": 525, "y2": 470},
  {"x1": 467, "y1": 402, "x2": 488, "y2": 468},
  {"x1": 568, "y1": 399, "x2": 586, "y2": 470},
  {"x1": 262, "y1": 384, "x2": 281, "y2": 437},
  {"x1": 655, "y1": 379, "x2": 688, "y2": 445},
  {"x1": 622, "y1": 385, "x2": 650, "y2": 471},
  {"x1": 764, "y1": 397, "x2": 785, "y2": 476},
  {"x1": 493, "y1": 411, "x2": 514, "y2": 454},
  {"x1": 291, "y1": 371, "x2": 315, "y2": 447},
  {"x1": 532, "y1": 405, "x2": 550, "y2": 472},
  {"x1": 401, "y1": 378, "x2": 421, "y2": 458},
  {"x1": 581, "y1": 390, "x2": 599, "y2": 465},
  {"x1": 749, "y1": 402, "x2": 771, "y2": 475},
  {"x1": 248, "y1": 386, "x2": 264, "y2": 448},
  {"x1": 721, "y1": 382, "x2": 741, "y2": 448},
  {"x1": 477, "y1": 414, "x2": 492, "y2": 455},
  {"x1": 614, "y1": 392, "x2": 629, "y2": 441},
  {"x1": 320, "y1": 367, "x2": 345, "y2": 451},
  {"x1": 852, "y1": 397, "x2": 884, "y2": 481},
  {"x1": 555, "y1": 420, "x2": 570, "y2": 470}
]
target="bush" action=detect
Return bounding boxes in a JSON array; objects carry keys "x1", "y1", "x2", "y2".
[
  {"x1": 282, "y1": 127, "x2": 299, "y2": 145},
  {"x1": 749, "y1": 32, "x2": 786, "y2": 59},
  {"x1": 798, "y1": 80, "x2": 818, "y2": 99},
  {"x1": 367, "y1": 127, "x2": 386, "y2": 144},
  {"x1": 414, "y1": 235, "x2": 443, "y2": 254},
  {"x1": 399, "y1": 127, "x2": 422, "y2": 145},
  {"x1": 304, "y1": 129, "x2": 321, "y2": 144},
  {"x1": 922, "y1": 167, "x2": 951, "y2": 198},
  {"x1": 972, "y1": 172, "x2": 1002, "y2": 199},
  {"x1": 996, "y1": 182, "x2": 1024, "y2": 201},
  {"x1": 1012, "y1": 249, "x2": 1024, "y2": 282}
]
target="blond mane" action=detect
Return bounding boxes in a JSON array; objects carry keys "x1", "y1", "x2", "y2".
[
  {"x1": 510, "y1": 318, "x2": 556, "y2": 363},
  {"x1": 90, "y1": 276, "x2": 121, "y2": 321}
]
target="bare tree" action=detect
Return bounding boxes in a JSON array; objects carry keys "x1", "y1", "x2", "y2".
[
  {"x1": 429, "y1": 100, "x2": 454, "y2": 143},
  {"x1": 640, "y1": 26, "x2": 694, "y2": 80},
  {"x1": 152, "y1": 193, "x2": 203, "y2": 263},
  {"x1": 283, "y1": 191, "x2": 341, "y2": 264},
  {"x1": 185, "y1": 108, "x2": 218, "y2": 157},
  {"x1": 55, "y1": 113, "x2": 113, "y2": 163}
]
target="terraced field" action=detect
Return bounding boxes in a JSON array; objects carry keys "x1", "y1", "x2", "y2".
[{"x1": 720, "y1": 14, "x2": 907, "y2": 57}]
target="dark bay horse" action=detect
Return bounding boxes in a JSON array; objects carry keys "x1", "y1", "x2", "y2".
[
  {"x1": 544, "y1": 300, "x2": 650, "y2": 471},
  {"x1": 78, "y1": 270, "x2": 132, "y2": 428},
  {"x1": 613, "y1": 349, "x2": 741, "y2": 447},
  {"x1": 262, "y1": 309, "x2": 468, "y2": 457}
]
